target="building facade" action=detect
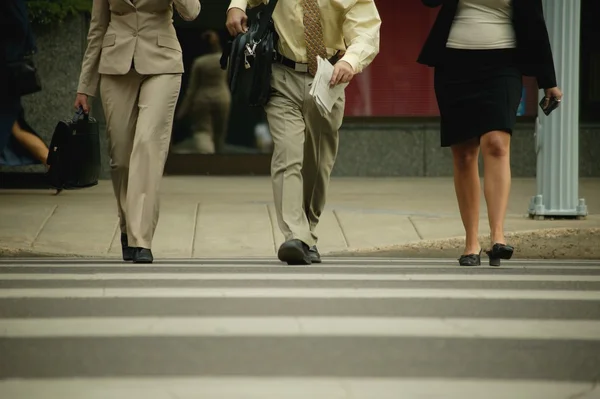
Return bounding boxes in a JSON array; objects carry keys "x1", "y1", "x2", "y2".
[{"x1": 0, "y1": 0, "x2": 598, "y2": 183}]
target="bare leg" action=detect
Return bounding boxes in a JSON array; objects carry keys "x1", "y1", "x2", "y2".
[
  {"x1": 480, "y1": 131, "x2": 511, "y2": 247},
  {"x1": 11, "y1": 121, "x2": 49, "y2": 165},
  {"x1": 451, "y1": 138, "x2": 481, "y2": 255}
]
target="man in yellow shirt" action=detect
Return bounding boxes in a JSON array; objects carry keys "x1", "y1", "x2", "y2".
[{"x1": 226, "y1": 0, "x2": 381, "y2": 265}]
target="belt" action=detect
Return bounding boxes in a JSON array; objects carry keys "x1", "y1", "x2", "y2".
[{"x1": 274, "y1": 52, "x2": 340, "y2": 73}]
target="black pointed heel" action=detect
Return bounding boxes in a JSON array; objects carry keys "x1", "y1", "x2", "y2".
[
  {"x1": 458, "y1": 249, "x2": 482, "y2": 266},
  {"x1": 486, "y1": 243, "x2": 514, "y2": 267}
]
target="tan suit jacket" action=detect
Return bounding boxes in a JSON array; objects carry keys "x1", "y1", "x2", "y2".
[{"x1": 78, "y1": 0, "x2": 201, "y2": 96}]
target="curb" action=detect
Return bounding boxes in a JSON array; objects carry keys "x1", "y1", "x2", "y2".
[
  {"x1": 1, "y1": 227, "x2": 598, "y2": 260},
  {"x1": 329, "y1": 227, "x2": 600, "y2": 260}
]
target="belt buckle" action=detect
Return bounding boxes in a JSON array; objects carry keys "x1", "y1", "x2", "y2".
[{"x1": 294, "y1": 63, "x2": 308, "y2": 73}]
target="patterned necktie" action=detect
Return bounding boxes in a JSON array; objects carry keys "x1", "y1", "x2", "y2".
[{"x1": 301, "y1": 0, "x2": 327, "y2": 76}]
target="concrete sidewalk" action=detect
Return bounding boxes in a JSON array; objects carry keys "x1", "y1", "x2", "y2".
[{"x1": 1, "y1": 177, "x2": 599, "y2": 259}]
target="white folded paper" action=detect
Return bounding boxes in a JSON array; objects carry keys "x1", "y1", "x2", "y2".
[{"x1": 309, "y1": 56, "x2": 348, "y2": 117}]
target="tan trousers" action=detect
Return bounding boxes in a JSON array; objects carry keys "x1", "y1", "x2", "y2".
[
  {"x1": 100, "y1": 69, "x2": 181, "y2": 249},
  {"x1": 265, "y1": 63, "x2": 345, "y2": 247}
]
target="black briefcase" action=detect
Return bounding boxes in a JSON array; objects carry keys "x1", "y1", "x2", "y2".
[
  {"x1": 47, "y1": 108, "x2": 101, "y2": 190},
  {"x1": 220, "y1": 0, "x2": 279, "y2": 107}
]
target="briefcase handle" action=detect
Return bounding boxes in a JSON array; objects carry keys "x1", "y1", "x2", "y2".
[{"x1": 72, "y1": 106, "x2": 89, "y2": 123}]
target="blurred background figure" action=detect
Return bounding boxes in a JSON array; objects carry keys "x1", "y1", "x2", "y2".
[
  {"x1": 173, "y1": 30, "x2": 231, "y2": 154},
  {"x1": 0, "y1": 0, "x2": 49, "y2": 169}
]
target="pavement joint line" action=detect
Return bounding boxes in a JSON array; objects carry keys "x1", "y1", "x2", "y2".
[
  {"x1": 408, "y1": 216, "x2": 424, "y2": 240},
  {"x1": 30, "y1": 204, "x2": 57, "y2": 249},
  {"x1": 106, "y1": 219, "x2": 119, "y2": 256},
  {"x1": 333, "y1": 210, "x2": 351, "y2": 248},
  {"x1": 266, "y1": 204, "x2": 277, "y2": 255},
  {"x1": 190, "y1": 203, "x2": 200, "y2": 258}
]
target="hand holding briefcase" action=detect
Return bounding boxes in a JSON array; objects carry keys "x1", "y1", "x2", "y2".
[
  {"x1": 220, "y1": 0, "x2": 279, "y2": 107},
  {"x1": 46, "y1": 108, "x2": 101, "y2": 190}
]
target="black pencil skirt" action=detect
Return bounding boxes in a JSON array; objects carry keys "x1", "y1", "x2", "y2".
[{"x1": 434, "y1": 48, "x2": 523, "y2": 147}]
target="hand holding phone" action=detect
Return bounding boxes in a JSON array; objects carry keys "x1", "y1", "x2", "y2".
[
  {"x1": 539, "y1": 96, "x2": 560, "y2": 116},
  {"x1": 539, "y1": 87, "x2": 563, "y2": 116}
]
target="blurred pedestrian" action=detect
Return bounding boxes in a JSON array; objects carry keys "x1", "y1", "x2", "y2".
[
  {"x1": 175, "y1": 30, "x2": 231, "y2": 154},
  {"x1": 0, "y1": 0, "x2": 50, "y2": 170},
  {"x1": 418, "y1": 0, "x2": 563, "y2": 266},
  {"x1": 74, "y1": 0, "x2": 201, "y2": 264}
]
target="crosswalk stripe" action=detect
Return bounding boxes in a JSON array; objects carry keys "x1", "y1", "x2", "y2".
[
  {"x1": 1, "y1": 258, "x2": 598, "y2": 266},
  {"x1": 0, "y1": 377, "x2": 595, "y2": 399},
  {"x1": 1, "y1": 287, "x2": 599, "y2": 300},
  {"x1": 2, "y1": 264, "x2": 600, "y2": 271},
  {"x1": 2, "y1": 316, "x2": 600, "y2": 340},
  {"x1": 2, "y1": 257, "x2": 599, "y2": 263},
  {"x1": 2, "y1": 273, "x2": 600, "y2": 282}
]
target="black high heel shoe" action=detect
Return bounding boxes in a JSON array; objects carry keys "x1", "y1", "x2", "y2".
[
  {"x1": 486, "y1": 243, "x2": 514, "y2": 266},
  {"x1": 458, "y1": 249, "x2": 482, "y2": 266}
]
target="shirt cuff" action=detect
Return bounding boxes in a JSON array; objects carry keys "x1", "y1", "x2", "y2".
[
  {"x1": 339, "y1": 53, "x2": 360, "y2": 74},
  {"x1": 228, "y1": 0, "x2": 247, "y2": 12}
]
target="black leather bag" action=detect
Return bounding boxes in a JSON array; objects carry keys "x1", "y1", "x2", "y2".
[
  {"x1": 7, "y1": 56, "x2": 42, "y2": 96},
  {"x1": 47, "y1": 109, "x2": 101, "y2": 190},
  {"x1": 220, "y1": 0, "x2": 279, "y2": 107}
]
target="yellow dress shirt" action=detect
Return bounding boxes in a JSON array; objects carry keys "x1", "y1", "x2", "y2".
[{"x1": 227, "y1": 0, "x2": 381, "y2": 73}]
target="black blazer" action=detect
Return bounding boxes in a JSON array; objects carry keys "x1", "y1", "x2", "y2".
[{"x1": 417, "y1": 0, "x2": 557, "y2": 89}]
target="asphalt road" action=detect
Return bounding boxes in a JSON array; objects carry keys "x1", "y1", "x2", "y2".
[{"x1": 1, "y1": 257, "x2": 600, "y2": 399}]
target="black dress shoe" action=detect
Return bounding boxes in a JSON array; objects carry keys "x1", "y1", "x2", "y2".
[
  {"x1": 486, "y1": 243, "x2": 514, "y2": 267},
  {"x1": 121, "y1": 233, "x2": 135, "y2": 262},
  {"x1": 133, "y1": 248, "x2": 153, "y2": 264},
  {"x1": 309, "y1": 246, "x2": 322, "y2": 263},
  {"x1": 278, "y1": 239, "x2": 312, "y2": 265},
  {"x1": 458, "y1": 249, "x2": 482, "y2": 266}
]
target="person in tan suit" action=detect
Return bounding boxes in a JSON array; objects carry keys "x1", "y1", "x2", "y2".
[
  {"x1": 174, "y1": 30, "x2": 231, "y2": 154},
  {"x1": 74, "y1": 0, "x2": 201, "y2": 264},
  {"x1": 226, "y1": 0, "x2": 381, "y2": 265}
]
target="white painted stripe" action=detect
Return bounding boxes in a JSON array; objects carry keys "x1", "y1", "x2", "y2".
[
  {"x1": 1, "y1": 257, "x2": 599, "y2": 264},
  {"x1": 1, "y1": 287, "x2": 599, "y2": 300},
  {"x1": 0, "y1": 378, "x2": 595, "y2": 399},
  {"x1": 2, "y1": 317, "x2": 600, "y2": 340},
  {"x1": 0, "y1": 257, "x2": 600, "y2": 267},
  {"x1": 2, "y1": 273, "x2": 600, "y2": 282},
  {"x1": 2, "y1": 263, "x2": 600, "y2": 271}
]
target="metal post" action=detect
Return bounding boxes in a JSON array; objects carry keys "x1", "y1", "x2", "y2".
[{"x1": 528, "y1": 0, "x2": 588, "y2": 219}]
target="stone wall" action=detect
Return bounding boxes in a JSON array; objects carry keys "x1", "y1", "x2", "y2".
[{"x1": 333, "y1": 121, "x2": 600, "y2": 178}]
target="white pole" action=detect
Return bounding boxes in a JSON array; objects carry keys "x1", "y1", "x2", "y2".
[{"x1": 528, "y1": 0, "x2": 588, "y2": 219}]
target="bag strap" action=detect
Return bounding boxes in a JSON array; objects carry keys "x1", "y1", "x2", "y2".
[{"x1": 253, "y1": 0, "x2": 279, "y2": 42}]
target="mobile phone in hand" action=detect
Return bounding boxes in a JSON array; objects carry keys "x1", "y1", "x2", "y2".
[{"x1": 539, "y1": 97, "x2": 560, "y2": 116}]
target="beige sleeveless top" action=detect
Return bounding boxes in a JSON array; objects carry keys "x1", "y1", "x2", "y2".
[{"x1": 447, "y1": 0, "x2": 516, "y2": 49}]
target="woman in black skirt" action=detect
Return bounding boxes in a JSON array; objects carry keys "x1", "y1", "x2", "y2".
[{"x1": 418, "y1": 0, "x2": 562, "y2": 266}]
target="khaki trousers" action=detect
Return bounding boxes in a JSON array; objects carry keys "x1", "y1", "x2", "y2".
[
  {"x1": 100, "y1": 69, "x2": 181, "y2": 249},
  {"x1": 265, "y1": 63, "x2": 344, "y2": 247}
]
